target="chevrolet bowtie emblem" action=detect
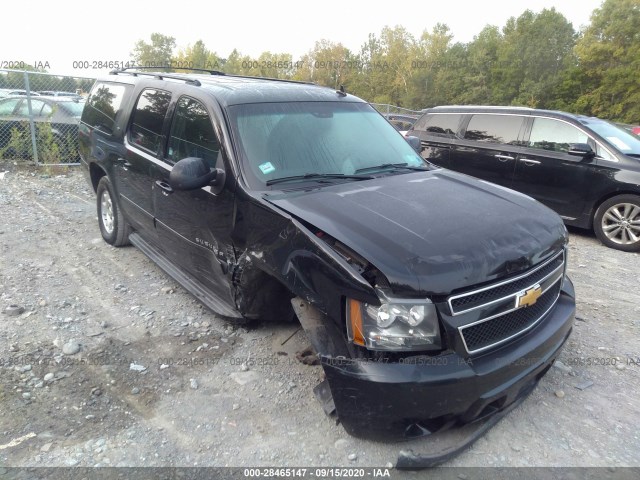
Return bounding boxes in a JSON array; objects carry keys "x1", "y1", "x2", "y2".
[{"x1": 517, "y1": 285, "x2": 542, "y2": 308}]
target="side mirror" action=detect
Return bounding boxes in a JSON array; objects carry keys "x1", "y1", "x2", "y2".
[
  {"x1": 169, "y1": 157, "x2": 225, "y2": 191},
  {"x1": 567, "y1": 143, "x2": 595, "y2": 159},
  {"x1": 405, "y1": 135, "x2": 421, "y2": 153}
]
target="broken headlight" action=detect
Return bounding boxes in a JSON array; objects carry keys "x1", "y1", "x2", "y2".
[{"x1": 346, "y1": 296, "x2": 441, "y2": 352}]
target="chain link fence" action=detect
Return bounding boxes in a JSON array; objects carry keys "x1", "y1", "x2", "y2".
[
  {"x1": 0, "y1": 69, "x2": 95, "y2": 165},
  {"x1": 370, "y1": 103, "x2": 424, "y2": 117},
  {"x1": 371, "y1": 103, "x2": 424, "y2": 132}
]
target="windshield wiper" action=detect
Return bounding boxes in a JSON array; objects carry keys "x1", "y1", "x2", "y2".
[
  {"x1": 266, "y1": 173, "x2": 373, "y2": 186},
  {"x1": 354, "y1": 163, "x2": 430, "y2": 174}
]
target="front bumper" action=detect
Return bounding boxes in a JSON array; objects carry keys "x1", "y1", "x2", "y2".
[{"x1": 323, "y1": 279, "x2": 575, "y2": 441}]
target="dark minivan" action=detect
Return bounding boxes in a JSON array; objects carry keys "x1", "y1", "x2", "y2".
[
  {"x1": 79, "y1": 71, "x2": 575, "y2": 466},
  {"x1": 408, "y1": 106, "x2": 640, "y2": 252}
]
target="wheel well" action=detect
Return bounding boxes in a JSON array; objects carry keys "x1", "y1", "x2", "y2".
[
  {"x1": 234, "y1": 265, "x2": 295, "y2": 322},
  {"x1": 588, "y1": 191, "x2": 640, "y2": 229},
  {"x1": 89, "y1": 163, "x2": 107, "y2": 192}
]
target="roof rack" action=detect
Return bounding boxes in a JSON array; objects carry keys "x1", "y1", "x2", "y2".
[
  {"x1": 109, "y1": 67, "x2": 317, "y2": 87},
  {"x1": 109, "y1": 67, "x2": 214, "y2": 86},
  {"x1": 221, "y1": 74, "x2": 315, "y2": 86},
  {"x1": 120, "y1": 66, "x2": 225, "y2": 76}
]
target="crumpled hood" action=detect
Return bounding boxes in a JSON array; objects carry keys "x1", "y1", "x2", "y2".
[{"x1": 265, "y1": 170, "x2": 567, "y2": 296}]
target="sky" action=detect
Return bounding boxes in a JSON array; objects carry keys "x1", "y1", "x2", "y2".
[{"x1": 0, "y1": 0, "x2": 605, "y2": 78}]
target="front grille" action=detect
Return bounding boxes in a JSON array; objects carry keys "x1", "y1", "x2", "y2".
[
  {"x1": 449, "y1": 251, "x2": 564, "y2": 315},
  {"x1": 448, "y1": 249, "x2": 566, "y2": 355},
  {"x1": 460, "y1": 282, "x2": 561, "y2": 354}
]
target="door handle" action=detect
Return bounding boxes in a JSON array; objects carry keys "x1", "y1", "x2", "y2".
[
  {"x1": 494, "y1": 154, "x2": 514, "y2": 162},
  {"x1": 155, "y1": 180, "x2": 174, "y2": 195},
  {"x1": 117, "y1": 157, "x2": 132, "y2": 170},
  {"x1": 519, "y1": 158, "x2": 541, "y2": 166}
]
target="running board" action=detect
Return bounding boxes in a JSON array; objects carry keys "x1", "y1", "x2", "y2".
[{"x1": 129, "y1": 232, "x2": 243, "y2": 319}]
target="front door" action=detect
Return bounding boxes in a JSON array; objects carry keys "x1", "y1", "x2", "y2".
[
  {"x1": 118, "y1": 87, "x2": 172, "y2": 235},
  {"x1": 512, "y1": 117, "x2": 598, "y2": 220},
  {"x1": 150, "y1": 95, "x2": 236, "y2": 301}
]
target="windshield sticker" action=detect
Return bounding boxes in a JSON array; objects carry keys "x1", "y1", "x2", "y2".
[
  {"x1": 259, "y1": 162, "x2": 276, "y2": 174},
  {"x1": 606, "y1": 137, "x2": 631, "y2": 151}
]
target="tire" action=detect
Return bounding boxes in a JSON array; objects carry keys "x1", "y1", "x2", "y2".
[
  {"x1": 593, "y1": 194, "x2": 640, "y2": 252},
  {"x1": 96, "y1": 176, "x2": 131, "y2": 247}
]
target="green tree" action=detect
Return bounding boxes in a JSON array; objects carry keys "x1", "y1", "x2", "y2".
[
  {"x1": 255, "y1": 51, "x2": 294, "y2": 79},
  {"x1": 131, "y1": 33, "x2": 176, "y2": 68},
  {"x1": 409, "y1": 24, "x2": 454, "y2": 108},
  {"x1": 352, "y1": 27, "x2": 417, "y2": 106},
  {"x1": 352, "y1": 33, "x2": 385, "y2": 102},
  {"x1": 223, "y1": 49, "x2": 253, "y2": 75},
  {"x1": 293, "y1": 40, "x2": 356, "y2": 89},
  {"x1": 574, "y1": 0, "x2": 640, "y2": 121},
  {"x1": 457, "y1": 25, "x2": 502, "y2": 104},
  {"x1": 173, "y1": 40, "x2": 222, "y2": 72},
  {"x1": 493, "y1": 9, "x2": 576, "y2": 107},
  {"x1": 379, "y1": 26, "x2": 418, "y2": 106},
  {"x1": 433, "y1": 42, "x2": 470, "y2": 105}
]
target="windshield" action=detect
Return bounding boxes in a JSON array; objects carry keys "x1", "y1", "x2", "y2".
[
  {"x1": 228, "y1": 102, "x2": 425, "y2": 189},
  {"x1": 59, "y1": 100, "x2": 85, "y2": 118},
  {"x1": 582, "y1": 119, "x2": 640, "y2": 156}
]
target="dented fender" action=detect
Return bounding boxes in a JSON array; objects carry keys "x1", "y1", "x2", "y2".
[{"x1": 229, "y1": 194, "x2": 379, "y2": 323}]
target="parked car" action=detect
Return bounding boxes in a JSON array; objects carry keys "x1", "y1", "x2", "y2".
[
  {"x1": 615, "y1": 122, "x2": 640, "y2": 137},
  {"x1": 0, "y1": 96, "x2": 85, "y2": 158},
  {"x1": 408, "y1": 106, "x2": 640, "y2": 252},
  {"x1": 0, "y1": 89, "x2": 41, "y2": 98},
  {"x1": 383, "y1": 113, "x2": 419, "y2": 136},
  {"x1": 39, "y1": 90, "x2": 83, "y2": 100},
  {"x1": 79, "y1": 71, "x2": 575, "y2": 466}
]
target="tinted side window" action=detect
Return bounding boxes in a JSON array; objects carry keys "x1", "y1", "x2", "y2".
[
  {"x1": 129, "y1": 89, "x2": 172, "y2": 154},
  {"x1": 83, "y1": 82, "x2": 128, "y2": 134},
  {"x1": 464, "y1": 114, "x2": 523, "y2": 145},
  {"x1": 414, "y1": 113, "x2": 461, "y2": 138},
  {"x1": 167, "y1": 97, "x2": 220, "y2": 167},
  {"x1": 528, "y1": 118, "x2": 588, "y2": 153}
]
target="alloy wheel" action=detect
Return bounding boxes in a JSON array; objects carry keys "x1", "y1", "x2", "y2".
[
  {"x1": 601, "y1": 202, "x2": 640, "y2": 245},
  {"x1": 100, "y1": 189, "x2": 115, "y2": 235}
]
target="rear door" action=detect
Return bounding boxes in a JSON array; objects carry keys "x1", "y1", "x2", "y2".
[
  {"x1": 450, "y1": 113, "x2": 526, "y2": 188},
  {"x1": 512, "y1": 116, "x2": 599, "y2": 220},
  {"x1": 409, "y1": 112, "x2": 463, "y2": 168},
  {"x1": 150, "y1": 95, "x2": 236, "y2": 300},
  {"x1": 119, "y1": 87, "x2": 172, "y2": 235}
]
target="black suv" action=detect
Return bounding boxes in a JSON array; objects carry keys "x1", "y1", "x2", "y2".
[
  {"x1": 408, "y1": 106, "x2": 640, "y2": 252},
  {"x1": 79, "y1": 70, "x2": 575, "y2": 464}
]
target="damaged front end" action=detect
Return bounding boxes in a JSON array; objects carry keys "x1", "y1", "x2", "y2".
[
  {"x1": 278, "y1": 222, "x2": 575, "y2": 469},
  {"x1": 233, "y1": 171, "x2": 575, "y2": 467},
  {"x1": 292, "y1": 283, "x2": 574, "y2": 469}
]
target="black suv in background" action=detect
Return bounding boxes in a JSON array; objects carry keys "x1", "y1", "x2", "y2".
[
  {"x1": 408, "y1": 106, "x2": 640, "y2": 252},
  {"x1": 79, "y1": 71, "x2": 575, "y2": 466}
]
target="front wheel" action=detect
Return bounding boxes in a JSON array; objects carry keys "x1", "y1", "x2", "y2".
[
  {"x1": 593, "y1": 194, "x2": 640, "y2": 252},
  {"x1": 96, "y1": 176, "x2": 131, "y2": 247}
]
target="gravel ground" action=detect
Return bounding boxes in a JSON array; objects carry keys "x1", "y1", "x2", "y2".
[{"x1": 0, "y1": 161, "x2": 639, "y2": 470}]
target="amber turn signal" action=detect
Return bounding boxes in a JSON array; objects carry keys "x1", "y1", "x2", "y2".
[{"x1": 348, "y1": 299, "x2": 365, "y2": 346}]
